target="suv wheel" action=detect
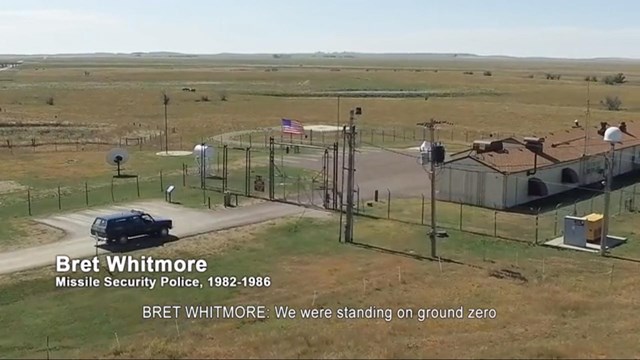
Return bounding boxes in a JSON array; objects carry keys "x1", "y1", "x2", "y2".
[
  {"x1": 118, "y1": 235, "x2": 128, "y2": 245},
  {"x1": 159, "y1": 228, "x2": 169, "y2": 238}
]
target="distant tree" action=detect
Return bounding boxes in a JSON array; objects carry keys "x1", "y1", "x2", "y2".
[
  {"x1": 601, "y1": 96, "x2": 622, "y2": 111},
  {"x1": 199, "y1": 95, "x2": 209, "y2": 102},
  {"x1": 483, "y1": 71, "x2": 492, "y2": 76},
  {"x1": 219, "y1": 92, "x2": 228, "y2": 101},
  {"x1": 46, "y1": 97, "x2": 54, "y2": 105},
  {"x1": 463, "y1": 71, "x2": 474, "y2": 75},
  {"x1": 585, "y1": 75, "x2": 598, "y2": 82},
  {"x1": 545, "y1": 73, "x2": 561, "y2": 80}
]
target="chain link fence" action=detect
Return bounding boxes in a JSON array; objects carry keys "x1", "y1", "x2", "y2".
[{"x1": 356, "y1": 184, "x2": 640, "y2": 245}]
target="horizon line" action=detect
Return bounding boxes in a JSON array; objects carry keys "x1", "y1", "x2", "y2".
[{"x1": 1, "y1": 51, "x2": 639, "y2": 61}]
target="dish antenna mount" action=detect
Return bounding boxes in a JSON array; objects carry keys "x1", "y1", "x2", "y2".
[{"x1": 106, "y1": 148, "x2": 130, "y2": 177}]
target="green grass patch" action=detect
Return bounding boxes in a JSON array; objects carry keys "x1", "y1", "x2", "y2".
[
  {"x1": 0, "y1": 212, "x2": 633, "y2": 358},
  {"x1": 0, "y1": 217, "x2": 341, "y2": 358}
]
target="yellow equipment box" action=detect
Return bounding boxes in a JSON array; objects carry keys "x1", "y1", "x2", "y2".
[{"x1": 584, "y1": 213, "x2": 603, "y2": 243}]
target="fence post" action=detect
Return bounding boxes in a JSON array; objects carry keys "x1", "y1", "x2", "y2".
[
  {"x1": 382, "y1": 130, "x2": 385, "y2": 143},
  {"x1": 160, "y1": 170, "x2": 164, "y2": 193},
  {"x1": 208, "y1": 196, "x2": 211, "y2": 209},
  {"x1": 619, "y1": 190, "x2": 623, "y2": 214},
  {"x1": 421, "y1": 194, "x2": 425, "y2": 225},
  {"x1": 356, "y1": 186, "x2": 360, "y2": 213},
  {"x1": 136, "y1": 176, "x2": 140, "y2": 198},
  {"x1": 85, "y1": 182, "x2": 89, "y2": 206},
  {"x1": 573, "y1": 201, "x2": 578, "y2": 216},
  {"x1": 493, "y1": 211, "x2": 497, "y2": 237},
  {"x1": 374, "y1": 190, "x2": 379, "y2": 202},
  {"x1": 27, "y1": 188, "x2": 32, "y2": 216},
  {"x1": 182, "y1": 163, "x2": 186, "y2": 187},
  {"x1": 110, "y1": 178, "x2": 115, "y2": 202},
  {"x1": 459, "y1": 203, "x2": 463, "y2": 230},
  {"x1": 57, "y1": 185, "x2": 61, "y2": 210},
  {"x1": 590, "y1": 197, "x2": 594, "y2": 213},
  {"x1": 297, "y1": 176, "x2": 301, "y2": 204},
  {"x1": 535, "y1": 213, "x2": 539, "y2": 244},
  {"x1": 554, "y1": 210, "x2": 558, "y2": 236},
  {"x1": 387, "y1": 189, "x2": 391, "y2": 219}
]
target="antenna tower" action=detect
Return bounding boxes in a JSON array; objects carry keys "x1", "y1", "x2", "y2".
[{"x1": 583, "y1": 81, "x2": 591, "y2": 156}]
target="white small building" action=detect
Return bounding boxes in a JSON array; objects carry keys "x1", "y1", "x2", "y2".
[{"x1": 438, "y1": 121, "x2": 640, "y2": 209}]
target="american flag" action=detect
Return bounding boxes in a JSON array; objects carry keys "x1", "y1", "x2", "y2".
[{"x1": 281, "y1": 118, "x2": 304, "y2": 135}]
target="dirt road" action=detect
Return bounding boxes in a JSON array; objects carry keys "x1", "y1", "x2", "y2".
[{"x1": 0, "y1": 200, "x2": 322, "y2": 274}]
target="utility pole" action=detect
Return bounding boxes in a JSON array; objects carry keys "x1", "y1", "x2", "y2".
[
  {"x1": 583, "y1": 80, "x2": 591, "y2": 156},
  {"x1": 344, "y1": 107, "x2": 361, "y2": 243},
  {"x1": 428, "y1": 120, "x2": 437, "y2": 257},
  {"x1": 417, "y1": 118, "x2": 452, "y2": 258}
]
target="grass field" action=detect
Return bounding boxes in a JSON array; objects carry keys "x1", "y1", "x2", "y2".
[
  {"x1": 2, "y1": 215, "x2": 640, "y2": 358},
  {"x1": 2, "y1": 56, "x2": 640, "y2": 148},
  {"x1": 2, "y1": 55, "x2": 640, "y2": 358}
]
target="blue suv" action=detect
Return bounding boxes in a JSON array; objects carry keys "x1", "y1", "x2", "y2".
[{"x1": 90, "y1": 210, "x2": 173, "y2": 245}]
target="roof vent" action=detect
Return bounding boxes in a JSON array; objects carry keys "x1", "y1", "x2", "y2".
[
  {"x1": 597, "y1": 122, "x2": 609, "y2": 136},
  {"x1": 472, "y1": 140, "x2": 503, "y2": 153},
  {"x1": 620, "y1": 121, "x2": 627, "y2": 133},
  {"x1": 524, "y1": 137, "x2": 544, "y2": 153}
]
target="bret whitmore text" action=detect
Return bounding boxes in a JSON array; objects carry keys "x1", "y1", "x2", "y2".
[
  {"x1": 143, "y1": 305, "x2": 270, "y2": 320},
  {"x1": 55, "y1": 255, "x2": 209, "y2": 274}
]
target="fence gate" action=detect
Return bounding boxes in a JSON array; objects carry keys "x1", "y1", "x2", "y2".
[{"x1": 268, "y1": 137, "x2": 339, "y2": 210}]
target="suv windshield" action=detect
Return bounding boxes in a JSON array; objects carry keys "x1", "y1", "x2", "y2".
[{"x1": 92, "y1": 218, "x2": 107, "y2": 227}]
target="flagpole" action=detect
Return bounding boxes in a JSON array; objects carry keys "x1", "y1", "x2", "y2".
[{"x1": 336, "y1": 96, "x2": 341, "y2": 143}]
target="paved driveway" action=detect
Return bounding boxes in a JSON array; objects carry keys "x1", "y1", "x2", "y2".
[{"x1": 0, "y1": 200, "x2": 320, "y2": 274}]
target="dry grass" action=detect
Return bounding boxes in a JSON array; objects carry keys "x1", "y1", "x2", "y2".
[
  {"x1": 2, "y1": 60, "x2": 640, "y2": 151},
  {"x1": 0, "y1": 218, "x2": 64, "y2": 252},
  {"x1": 3, "y1": 58, "x2": 640, "y2": 359},
  {"x1": 84, "y1": 216, "x2": 640, "y2": 359}
]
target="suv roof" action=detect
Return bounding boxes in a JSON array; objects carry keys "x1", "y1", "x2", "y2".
[{"x1": 98, "y1": 210, "x2": 147, "y2": 221}]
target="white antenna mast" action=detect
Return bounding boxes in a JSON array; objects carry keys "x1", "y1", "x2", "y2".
[{"x1": 583, "y1": 80, "x2": 591, "y2": 156}]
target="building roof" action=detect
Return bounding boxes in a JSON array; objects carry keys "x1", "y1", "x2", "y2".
[{"x1": 446, "y1": 120, "x2": 640, "y2": 174}]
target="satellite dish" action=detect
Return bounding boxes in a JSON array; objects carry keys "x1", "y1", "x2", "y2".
[
  {"x1": 603, "y1": 127, "x2": 622, "y2": 144},
  {"x1": 106, "y1": 148, "x2": 129, "y2": 176}
]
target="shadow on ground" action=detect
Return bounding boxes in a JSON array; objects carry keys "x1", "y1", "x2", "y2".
[
  {"x1": 511, "y1": 170, "x2": 640, "y2": 214},
  {"x1": 96, "y1": 235, "x2": 179, "y2": 253}
]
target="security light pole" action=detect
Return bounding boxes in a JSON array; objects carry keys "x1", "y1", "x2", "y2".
[
  {"x1": 344, "y1": 107, "x2": 361, "y2": 243},
  {"x1": 601, "y1": 126, "x2": 622, "y2": 256},
  {"x1": 428, "y1": 119, "x2": 437, "y2": 258},
  {"x1": 417, "y1": 118, "x2": 453, "y2": 258},
  {"x1": 601, "y1": 143, "x2": 614, "y2": 256}
]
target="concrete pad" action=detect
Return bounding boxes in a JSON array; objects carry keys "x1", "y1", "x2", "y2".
[
  {"x1": 155, "y1": 151, "x2": 192, "y2": 156},
  {"x1": 544, "y1": 236, "x2": 628, "y2": 253}
]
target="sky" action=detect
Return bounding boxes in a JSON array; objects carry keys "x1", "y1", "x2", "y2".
[{"x1": 1, "y1": 0, "x2": 640, "y2": 58}]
